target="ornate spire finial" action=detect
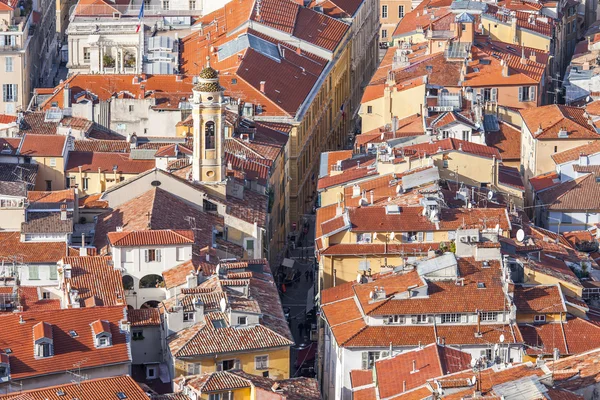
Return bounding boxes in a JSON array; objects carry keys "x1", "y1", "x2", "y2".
[{"x1": 206, "y1": 56, "x2": 211, "y2": 68}]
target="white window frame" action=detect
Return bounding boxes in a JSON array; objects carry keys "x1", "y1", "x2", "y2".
[
  {"x1": 176, "y1": 247, "x2": 185, "y2": 261},
  {"x1": 29, "y1": 265, "x2": 39, "y2": 280},
  {"x1": 480, "y1": 312, "x2": 498, "y2": 322},
  {"x1": 237, "y1": 316, "x2": 247, "y2": 325},
  {"x1": 441, "y1": 313, "x2": 462, "y2": 323},
  {"x1": 399, "y1": 5, "x2": 404, "y2": 17},
  {"x1": 49, "y1": 158, "x2": 56, "y2": 167},
  {"x1": 187, "y1": 362, "x2": 201, "y2": 375},
  {"x1": 255, "y1": 355, "x2": 269, "y2": 370},
  {"x1": 357, "y1": 232, "x2": 372, "y2": 244},
  {"x1": 82, "y1": 177, "x2": 89, "y2": 191},
  {"x1": 5, "y1": 56, "x2": 13, "y2": 73},
  {"x1": 183, "y1": 312, "x2": 194, "y2": 322},
  {"x1": 534, "y1": 314, "x2": 546, "y2": 323},
  {"x1": 381, "y1": 4, "x2": 388, "y2": 18}
]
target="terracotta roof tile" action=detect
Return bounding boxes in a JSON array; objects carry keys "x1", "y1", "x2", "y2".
[
  {"x1": 0, "y1": 375, "x2": 148, "y2": 400},
  {"x1": 401, "y1": 138, "x2": 501, "y2": 160},
  {"x1": 66, "y1": 151, "x2": 155, "y2": 174},
  {"x1": 530, "y1": 171, "x2": 561, "y2": 192},
  {"x1": 0, "y1": 232, "x2": 73, "y2": 264},
  {"x1": 107, "y1": 229, "x2": 194, "y2": 247},
  {"x1": 27, "y1": 189, "x2": 75, "y2": 204},
  {"x1": 498, "y1": 165, "x2": 525, "y2": 191},
  {"x1": 486, "y1": 121, "x2": 522, "y2": 161},
  {"x1": 552, "y1": 140, "x2": 600, "y2": 165},
  {"x1": 74, "y1": 140, "x2": 131, "y2": 153},
  {"x1": 128, "y1": 308, "x2": 161, "y2": 327},
  {"x1": 19, "y1": 134, "x2": 66, "y2": 157},
  {"x1": 538, "y1": 172, "x2": 600, "y2": 210},
  {"x1": 0, "y1": 114, "x2": 17, "y2": 124},
  {"x1": 521, "y1": 105, "x2": 600, "y2": 140},
  {"x1": 17, "y1": 286, "x2": 61, "y2": 312},
  {"x1": 513, "y1": 285, "x2": 566, "y2": 314},
  {"x1": 21, "y1": 212, "x2": 73, "y2": 234},
  {"x1": 94, "y1": 188, "x2": 225, "y2": 257},
  {"x1": 375, "y1": 344, "x2": 471, "y2": 397},
  {"x1": 62, "y1": 256, "x2": 126, "y2": 307},
  {"x1": 162, "y1": 260, "x2": 203, "y2": 290},
  {"x1": 350, "y1": 369, "x2": 373, "y2": 388},
  {"x1": 0, "y1": 307, "x2": 130, "y2": 380}
]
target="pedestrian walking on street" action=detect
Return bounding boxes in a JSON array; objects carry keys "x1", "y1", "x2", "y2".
[
  {"x1": 305, "y1": 270, "x2": 310, "y2": 282},
  {"x1": 298, "y1": 322, "x2": 304, "y2": 337}
]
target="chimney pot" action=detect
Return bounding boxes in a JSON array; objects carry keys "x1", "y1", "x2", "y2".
[{"x1": 260, "y1": 81, "x2": 266, "y2": 93}]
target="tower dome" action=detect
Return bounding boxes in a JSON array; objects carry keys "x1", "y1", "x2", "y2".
[{"x1": 193, "y1": 57, "x2": 223, "y2": 94}]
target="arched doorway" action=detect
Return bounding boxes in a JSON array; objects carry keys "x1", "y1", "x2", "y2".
[
  {"x1": 141, "y1": 300, "x2": 160, "y2": 309},
  {"x1": 122, "y1": 275, "x2": 134, "y2": 290},
  {"x1": 139, "y1": 274, "x2": 164, "y2": 289}
]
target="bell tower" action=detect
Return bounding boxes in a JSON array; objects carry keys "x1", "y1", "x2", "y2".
[{"x1": 191, "y1": 57, "x2": 226, "y2": 184}]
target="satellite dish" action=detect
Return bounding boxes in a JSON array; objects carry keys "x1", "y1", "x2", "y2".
[
  {"x1": 516, "y1": 229, "x2": 525, "y2": 242},
  {"x1": 470, "y1": 357, "x2": 478, "y2": 368},
  {"x1": 487, "y1": 190, "x2": 494, "y2": 201},
  {"x1": 499, "y1": 334, "x2": 505, "y2": 343},
  {"x1": 390, "y1": 232, "x2": 396, "y2": 240},
  {"x1": 396, "y1": 184, "x2": 401, "y2": 194},
  {"x1": 219, "y1": 297, "x2": 227, "y2": 313}
]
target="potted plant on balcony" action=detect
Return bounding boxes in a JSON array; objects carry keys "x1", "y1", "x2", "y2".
[
  {"x1": 103, "y1": 54, "x2": 115, "y2": 68},
  {"x1": 124, "y1": 52, "x2": 135, "y2": 68}
]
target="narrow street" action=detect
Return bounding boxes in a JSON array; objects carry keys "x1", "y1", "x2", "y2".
[{"x1": 278, "y1": 214, "x2": 317, "y2": 378}]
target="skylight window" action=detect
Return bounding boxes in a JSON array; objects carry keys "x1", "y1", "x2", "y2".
[{"x1": 213, "y1": 319, "x2": 226, "y2": 329}]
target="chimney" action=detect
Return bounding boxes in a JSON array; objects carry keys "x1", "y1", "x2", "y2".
[
  {"x1": 64, "y1": 264, "x2": 72, "y2": 279},
  {"x1": 412, "y1": 360, "x2": 417, "y2": 373},
  {"x1": 520, "y1": 46, "x2": 527, "y2": 65},
  {"x1": 176, "y1": 74, "x2": 184, "y2": 82},
  {"x1": 260, "y1": 81, "x2": 266, "y2": 93},
  {"x1": 138, "y1": 85, "x2": 146, "y2": 99},
  {"x1": 296, "y1": 47, "x2": 301, "y2": 55},
  {"x1": 63, "y1": 83, "x2": 71, "y2": 109},
  {"x1": 403, "y1": 381, "x2": 406, "y2": 392},
  {"x1": 529, "y1": 51, "x2": 537, "y2": 63},
  {"x1": 79, "y1": 233, "x2": 86, "y2": 256},
  {"x1": 186, "y1": 272, "x2": 198, "y2": 289},
  {"x1": 501, "y1": 59, "x2": 509, "y2": 77},
  {"x1": 370, "y1": 190, "x2": 374, "y2": 205},
  {"x1": 60, "y1": 204, "x2": 67, "y2": 221},
  {"x1": 583, "y1": 61, "x2": 591, "y2": 71},
  {"x1": 476, "y1": 310, "x2": 481, "y2": 336}
]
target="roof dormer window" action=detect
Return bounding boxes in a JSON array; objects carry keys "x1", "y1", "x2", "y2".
[
  {"x1": 33, "y1": 322, "x2": 54, "y2": 358},
  {"x1": 91, "y1": 320, "x2": 112, "y2": 348}
]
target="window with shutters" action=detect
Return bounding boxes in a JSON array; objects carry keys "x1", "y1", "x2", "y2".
[
  {"x1": 441, "y1": 313, "x2": 462, "y2": 323},
  {"x1": 381, "y1": 29, "x2": 387, "y2": 38},
  {"x1": 519, "y1": 86, "x2": 535, "y2": 102},
  {"x1": 2, "y1": 84, "x2": 17, "y2": 102},
  {"x1": 425, "y1": 232, "x2": 434, "y2": 242},
  {"x1": 176, "y1": 247, "x2": 185, "y2": 261},
  {"x1": 462, "y1": 131, "x2": 469, "y2": 141},
  {"x1": 399, "y1": 5, "x2": 404, "y2": 17},
  {"x1": 412, "y1": 314, "x2": 430, "y2": 324},
  {"x1": 417, "y1": 232, "x2": 424, "y2": 242},
  {"x1": 483, "y1": 88, "x2": 491, "y2": 101},
  {"x1": 381, "y1": 5, "x2": 388, "y2": 18},
  {"x1": 49, "y1": 265, "x2": 58, "y2": 280},
  {"x1": 5, "y1": 57, "x2": 12, "y2": 73},
  {"x1": 82, "y1": 178, "x2": 89, "y2": 191},
  {"x1": 480, "y1": 312, "x2": 498, "y2": 321},
  {"x1": 385, "y1": 315, "x2": 405, "y2": 324},
  {"x1": 186, "y1": 362, "x2": 201, "y2": 375},
  {"x1": 357, "y1": 233, "x2": 372, "y2": 244},
  {"x1": 183, "y1": 312, "x2": 194, "y2": 322},
  {"x1": 361, "y1": 351, "x2": 389, "y2": 369},
  {"x1": 83, "y1": 48, "x2": 90, "y2": 63},
  {"x1": 145, "y1": 249, "x2": 161, "y2": 262},
  {"x1": 534, "y1": 314, "x2": 546, "y2": 323},
  {"x1": 255, "y1": 355, "x2": 269, "y2": 370},
  {"x1": 441, "y1": 130, "x2": 449, "y2": 139},
  {"x1": 29, "y1": 265, "x2": 39, "y2": 280}
]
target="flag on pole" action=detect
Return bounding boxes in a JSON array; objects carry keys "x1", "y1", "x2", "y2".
[
  {"x1": 136, "y1": 2, "x2": 144, "y2": 33},
  {"x1": 340, "y1": 102, "x2": 345, "y2": 118}
]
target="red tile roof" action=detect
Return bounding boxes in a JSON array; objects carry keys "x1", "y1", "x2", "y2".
[
  {"x1": 107, "y1": 229, "x2": 195, "y2": 247},
  {"x1": 0, "y1": 307, "x2": 130, "y2": 380},
  {"x1": 347, "y1": 206, "x2": 510, "y2": 232},
  {"x1": 27, "y1": 189, "x2": 75, "y2": 204},
  {"x1": 350, "y1": 369, "x2": 373, "y2": 388},
  {"x1": 521, "y1": 105, "x2": 600, "y2": 140},
  {"x1": 19, "y1": 134, "x2": 67, "y2": 157},
  {"x1": 65, "y1": 151, "x2": 155, "y2": 174},
  {"x1": 529, "y1": 171, "x2": 561, "y2": 192},
  {"x1": 17, "y1": 286, "x2": 61, "y2": 312},
  {"x1": 375, "y1": 344, "x2": 471, "y2": 397},
  {"x1": 74, "y1": 140, "x2": 131, "y2": 153},
  {"x1": 128, "y1": 308, "x2": 161, "y2": 327},
  {"x1": 513, "y1": 284, "x2": 566, "y2": 314},
  {"x1": 552, "y1": 140, "x2": 600, "y2": 165},
  {"x1": 401, "y1": 138, "x2": 501, "y2": 160},
  {"x1": 0, "y1": 232, "x2": 75, "y2": 264},
  {"x1": 0, "y1": 375, "x2": 149, "y2": 400},
  {"x1": 317, "y1": 166, "x2": 378, "y2": 190},
  {"x1": 40, "y1": 74, "x2": 195, "y2": 111},
  {"x1": 538, "y1": 172, "x2": 600, "y2": 211},
  {"x1": 486, "y1": 121, "x2": 522, "y2": 161},
  {"x1": 62, "y1": 256, "x2": 126, "y2": 307}
]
